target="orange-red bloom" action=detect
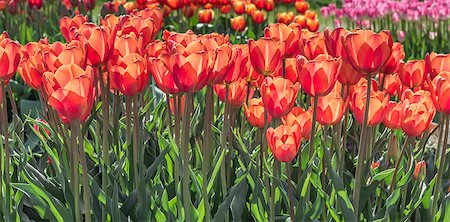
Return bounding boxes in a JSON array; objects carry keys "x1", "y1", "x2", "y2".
[
  {"x1": 198, "y1": 9, "x2": 214, "y2": 23},
  {"x1": 429, "y1": 71, "x2": 450, "y2": 114},
  {"x1": 426, "y1": 53, "x2": 450, "y2": 80},
  {"x1": 44, "y1": 64, "x2": 94, "y2": 124},
  {"x1": 300, "y1": 34, "x2": 327, "y2": 60},
  {"x1": 248, "y1": 37, "x2": 283, "y2": 76},
  {"x1": 244, "y1": 97, "x2": 272, "y2": 128},
  {"x1": 214, "y1": 77, "x2": 254, "y2": 107},
  {"x1": 295, "y1": 1, "x2": 308, "y2": 13},
  {"x1": 413, "y1": 161, "x2": 426, "y2": 180},
  {"x1": 225, "y1": 44, "x2": 248, "y2": 84},
  {"x1": 398, "y1": 60, "x2": 426, "y2": 88},
  {"x1": 379, "y1": 73, "x2": 401, "y2": 96},
  {"x1": 296, "y1": 54, "x2": 341, "y2": 97},
  {"x1": 350, "y1": 87, "x2": 389, "y2": 126},
  {"x1": 232, "y1": 0, "x2": 245, "y2": 14},
  {"x1": 338, "y1": 59, "x2": 362, "y2": 86},
  {"x1": 324, "y1": 27, "x2": 349, "y2": 58},
  {"x1": 281, "y1": 106, "x2": 312, "y2": 140},
  {"x1": 110, "y1": 53, "x2": 148, "y2": 96},
  {"x1": 315, "y1": 91, "x2": 347, "y2": 125},
  {"x1": 251, "y1": 10, "x2": 265, "y2": 24},
  {"x1": 59, "y1": 15, "x2": 88, "y2": 42},
  {"x1": 267, "y1": 124, "x2": 302, "y2": 162},
  {"x1": 264, "y1": 23, "x2": 302, "y2": 58},
  {"x1": 0, "y1": 35, "x2": 20, "y2": 82},
  {"x1": 400, "y1": 90, "x2": 435, "y2": 137},
  {"x1": 381, "y1": 42, "x2": 405, "y2": 74},
  {"x1": 383, "y1": 101, "x2": 403, "y2": 130},
  {"x1": 343, "y1": 30, "x2": 393, "y2": 75},
  {"x1": 149, "y1": 55, "x2": 179, "y2": 94},
  {"x1": 260, "y1": 77, "x2": 300, "y2": 118},
  {"x1": 74, "y1": 24, "x2": 116, "y2": 67},
  {"x1": 231, "y1": 16, "x2": 246, "y2": 32},
  {"x1": 44, "y1": 40, "x2": 87, "y2": 73}
]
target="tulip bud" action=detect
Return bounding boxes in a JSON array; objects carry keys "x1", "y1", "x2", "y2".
[
  {"x1": 413, "y1": 161, "x2": 426, "y2": 181},
  {"x1": 8, "y1": 0, "x2": 17, "y2": 14},
  {"x1": 387, "y1": 134, "x2": 400, "y2": 161},
  {"x1": 371, "y1": 160, "x2": 380, "y2": 171}
]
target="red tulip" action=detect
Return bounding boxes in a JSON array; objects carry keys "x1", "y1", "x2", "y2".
[
  {"x1": 231, "y1": 16, "x2": 246, "y2": 32},
  {"x1": 248, "y1": 37, "x2": 283, "y2": 76},
  {"x1": 214, "y1": 77, "x2": 254, "y2": 107},
  {"x1": 244, "y1": 97, "x2": 272, "y2": 128},
  {"x1": 267, "y1": 124, "x2": 302, "y2": 162},
  {"x1": 74, "y1": 23, "x2": 116, "y2": 67},
  {"x1": 264, "y1": 23, "x2": 302, "y2": 58},
  {"x1": 295, "y1": 1, "x2": 308, "y2": 13},
  {"x1": 398, "y1": 60, "x2": 426, "y2": 88},
  {"x1": 383, "y1": 101, "x2": 402, "y2": 130},
  {"x1": 426, "y1": 53, "x2": 450, "y2": 80},
  {"x1": 44, "y1": 64, "x2": 94, "y2": 124},
  {"x1": 260, "y1": 77, "x2": 300, "y2": 118},
  {"x1": 208, "y1": 44, "x2": 233, "y2": 85},
  {"x1": 429, "y1": 71, "x2": 450, "y2": 114},
  {"x1": 400, "y1": 90, "x2": 435, "y2": 137},
  {"x1": 301, "y1": 34, "x2": 327, "y2": 60},
  {"x1": 0, "y1": 36, "x2": 21, "y2": 82},
  {"x1": 379, "y1": 73, "x2": 401, "y2": 96},
  {"x1": 28, "y1": 0, "x2": 42, "y2": 9},
  {"x1": 323, "y1": 27, "x2": 349, "y2": 58},
  {"x1": 232, "y1": 0, "x2": 245, "y2": 14},
  {"x1": 306, "y1": 19, "x2": 320, "y2": 32},
  {"x1": 413, "y1": 161, "x2": 426, "y2": 180},
  {"x1": 281, "y1": 106, "x2": 312, "y2": 140},
  {"x1": 110, "y1": 53, "x2": 148, "y2": 96},
  {"x1": 283, "y1": 58, "x2": 299, "y2": 84},
  {"x1": 198, "y1": 9, "x2": 214, "y2": 23},
  {"x1": 59, "y1": 15, "x2": 88, "y2": 42},
  {"x1": 251, "y1": 10, "x2": 265, "y2": 24},
  {"x1": 146, "y1": 40, "x2": 166, "y2": 58},
  {"x1": 350, "y1": 86, "x2": 389, "y2": 126},
  {"x1": 44, "y1": 40, "x2": 87, "y2": 73},
  {"x1": 381, "y1": 42, "x2": 405, "y2": 74},
  {"x1": 224, "y1": 45, "x2": 248, "y2": 84},
  {"x1": 343, "y1": 30, "x2": 393, "y2": 75},
  {"x1": 338, "y1": 59, "x2": 362, "y2": 86},
  {"x1": 149, "y1": 55, "x2": 179, "y2": 95},
  {"x1": 296, "y1": 54, "x2": 341, "y2": 97},
  {"x1": 315, "y1": 91, "x2": 347, "y2": 125}
]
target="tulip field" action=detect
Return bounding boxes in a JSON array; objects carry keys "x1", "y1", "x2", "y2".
[{"x1": 1, "y1": 0, "x2": 450, "y2": 221}]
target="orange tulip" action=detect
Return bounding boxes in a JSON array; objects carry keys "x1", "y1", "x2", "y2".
[
  {"x1": 294, "y1": 15, "x2": 307, "y2": 29},
  {"x1": 225, "y1": 44, "x2": 248, "y2": 84},
  {"x1": 245, "y1": 3, "x2": 256, "y2": 15},
  {"x1": 44, "y1": 64, "x2": 94, "y2": 124},
  {"x1": 379, "y1": 73, "x2": 401, "y2": 96},
  {"x1": 281, "y1": 106, "x2": 312, "y2": 140},
  {"x1": 267, "y1": 124, "x2": 302, "y2": 162},
  {"x1": 146, "y1": 40, "x2": 166, "y2": 58},
  {"x1": 398, "y1": 60, "x2": 426, "y2": 88},
  {"x1": 381, "y1": 42, "x2": 405, "y2": 74},
  {"x1": 17, "y1": 41, "x2": 49, "y2": 89},
  {"x1": 383, "y1": 101, "x2": 402, "y2": 130},
  {"x1": 305, "y1": 10, "x2": 316, "y2": 19},
  {"x1": 232, "y1": 0, "x2": 245, "y2": 14},
  {"x1": 400, "y1": 90, "x2": 435, "y2": 137},
  {"x1": 214, "y1": 77, "x2": 254, "y2": 107},
  {"x1": 276, "y1": 12, "x2": 295, "y2": 25},
  {"x1": 371, "y1": 161, "x2": 380, "y2": 170},
  {"x1": 338, "y1": 59, "x2": 362, "y2": 86},
  {"x1": 324, "y1": 27, "x2": 349, "y2": 58},
  {"x1": 74, "y1": 23, "x2": 116, "y2": 67},
  {"x1": 343, "y1": 30, "x2": 393, "y2": 75},
  {"x1": 149, "y1": 55, "x2": 179, "y2": 95},
  {"x1": 207, "y1": 44, "x2": 233, "y2": 85},
  {"x1": 59, "y1": 15, "x2": 88, "y2": 42},
  {"x1": 429, "y1": 71, "x2": 450, "y2": 114},
  {"x1": 426, "y1": 53, "x2": 450, "y2": 80},
  {"x1": 295, "y1": 1, "x2": 308, "y2": 13},
  {"x1": 300, "y1": 34, "x2": 327, "y2": 60},
  {"x1": 198, "y1": 9, "x2": 214, "y2": 23},
  {"x1": 260, "y1": 76, "x2": 300, "y2": 118},
  {"x1": 413, "y1": 161, "x2": 426, "y2": 180},
  {"x1": 248, "y1": 37, "x2": 283, "y2": 76},
  {"x1": 44, "y1": 40, "x2": 87, "y2": 73},
  {"x1": 120, "y1": 15, "x2": 159, "y2": 48},
  {"x1": 244, "y1": 97, "x2": 272, "y2": 128},
  {"x1": 169, "y1": 43, "x2": 209, "y2": 92},
  {"x1": 110, "y1": 53, "x2": 148, "y2": 96},
  {"x1": 350, "y1": 86, "x2": 389, "y2": 126},
  {"x1": 283, "y1": 58, "x2": 299, "y2": 84},
  {"x1": 133, "y1": 8, "x2": 163, "y2": 33},
  {"x1": 315, "y1": 91, "x2": 347, "y2": 125},
  {"x1": 231, "y1": 16, "x2": 246, "y2": 32},
  {"x1": 264, "y1": 23, "x2": 302, "y2": 58},
  {"x1": 163, "y1": 30, "x2": 198, "y2": 46},
  {"x1": 296, "y1": 54, "x2": 341, "y2": 97},
  {"x1": 251, "y1": 10, "x2": 265, "y2": 24},
  {"x1": 306, "y1": 19, "x2": 319, "y2": 32},
  {"x1": 0, "y1": 36, "x2": 21, "y2": 82}
]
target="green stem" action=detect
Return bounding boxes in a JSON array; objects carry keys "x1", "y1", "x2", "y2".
[
  {"x1": 309, "y1": 96, "x2": 319, "y2": 159},
  {"x1": 182, "y1": 93, "x2": 193, "y2": 221},
  {"x1": 431, "y1": 114, "x2": 449, "y2": 220},
  {"x1": 220, "y1": 87, "x2": 230, "y2": 221},
  {"x1": 125, "y1": 97, "x2": 133, "y2": 187},
  {"x1": 202, "y1": 86, "x2": 213, "y2": 222},
  {"x1": 1, "y1": 82, "x2": 11, "y2": 221},
  {"x1": 70, "y1": 120, "x2": 81, "y2": 222},
  {"x1": 100, "y1": 67, "x2": 109, "y2": 221},
  {"x1": 353, "y1": 74, "x2": 372, "y2": 217},
  {"x1": 133, "y1": 96, "x2": 140, "y2": 186},
  {"x1": 389, "y1": 137, "x2": 411, "y2": 194},
  {"x1": 78, "y1": 120, "x2": 91, "y2": 222},
  {"x1": 173, "y1": 94, "x2": 182, "y2": 219},
  {"x1": 286, "y1": 162, "x2": 295, "y2": 222},
  {"x1": 270, "y1": 160, "x2": 277, "y2": 222}
]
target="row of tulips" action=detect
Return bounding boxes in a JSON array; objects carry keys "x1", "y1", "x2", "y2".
[{"x1": 1, "y1": 6, "x2": 450, "y2": 222}]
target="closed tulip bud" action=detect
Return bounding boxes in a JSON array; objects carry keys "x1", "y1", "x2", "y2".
[
  {"x1": 306, "y1": 19, "x2": 319, "y2": 32},
  {"x1": 231, "y1": 16, "x2": 246, "y2": 32},
  {"x1": 296, "y1": 54, "x2": 341, "y2": 97},
  {"x1": 267, "y1": 124, "x2": 302, "y2": 162},
  {"x1": 244, "y1": 97, "x2": 272, "y2": 128},
  {"x1": 198, "y1": 9, "x2": 214, "y2": 23},
  {"x1": 0, "y1": 37, "x2": 21, "y2": 82},
  {"x1": 381, "y1": 42, "x2": 405, "y2": 74},
  {"x1": 110, "y1": 53, "x2": 148, "y2": 96},
  {"x1": 429, "y1": 71, "x2": 450, "y2": 114},
  {"x1": 281, "y1": 106, "x2": 312, "y2": 140},
  {"x1": 232, "y1": 0, "x2": 245, "y2": 14},
  {"x1": 343, "y1": 30, "x2": 393, "y2": 75},
  {"x1": 214, "y1": 78, "x2": 254, "y2": 107},
  {"x1": 248, "y1": 37, "x2": 283, "y2": 76},
  {"x1": 301, "y1": 34, "x2": 327, "y2": 60},
  {"x1": 371, "y1": 160, "x2": 380, "y2": 170},
  {"x1": 387, "y1": 134, "x2": 400, "y2": 161},
  {"x1": 294, "y1": 15, "x2": 307, "y2": 28},
  {"x1": 260, "y1": 77, "x2": 300, "y2": 118},
  {"x1": 28, "y1": 0, "x2": 42, "y2": 9},
  {"x1": 251, "y1": 10, "x2": 265, "y2": 24},
  {"x1": 315, "y1": 91, "x2": 347, "y2": 126},
  {"x1": 264, "y1": 23, "x2": 302, "y2": 58},
  {"x1": 8, "y1": 0, "x2": 17, "y2": 14},
  {"x1": 400, "y1": 90, "x2": 435, "y2": 137},
  {"x1": 398, "y1": 60, "x2": 426, "y2": 88},
  {"x1": 295, "y1": 1, "x2": 308, "y2": 13},
  {"x1": 413, "y1": 161, "x2": 426, "y2": 180},
  {"x1": 305, "y1": 10, "x2": 316, "y2": 19},
  {"x1": 59, "y1": 15, "x2": 88, "y2": 42},
  {"x1": 45, "y1": 64, "x2": 94, "y2": 124},
  {"x1": 265, "y1": 0, "x2": 274, "y2": 11},
  {"x1": 426, "y1": 53, "x2": 450, "y2": 80},
  {"x1": 245, "y1": 3, "x2": 256, "y2": 15},
  {"x1": 383, "y1": 101, "x2": 402, "y2": 130},
  {"x1": 350, "y1": 87, "x2": 389, "y2": 126}
]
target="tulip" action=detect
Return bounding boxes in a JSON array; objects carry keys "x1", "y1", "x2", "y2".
[
  {"x1": 379, "y1": 73, "x2": 401, "y2": 95},
  {"x1": 260, "y1": 77, "x2": 300, "y2": 118},
  {"x1": 0, "y1": 36, "x2": 21, "y2": 82},
  {"x1": 28, "y1": 0, "x2": 43, "y2": 9},
  {"x1": 44, "y1": 64, "x2": 94, "y2": 123},
  {"x1": 225, "y1": 45, "x2": 248, "y2": 84},
  {"x1": 248, "y1": 37, "x2": 283, "y2": 76},
  {"x1": 426, "y1": 53, "x2": 450, "y2": 79},
  {"x1": 350, "y1": 87, "x2": 389, "y2": 126},
  {"x1": 44, "y1": 40, "x2": 87, "y2": 73},
  {"x1": 381, "y1": 42, "x2": 405, "y2": 74},
  {"x1": 232, "y1": 0, "x2": 245, "y2": 14},
  {"x1": 33, "y1": 118, "x2": 51, "y2": 138},
  {"x1": 283, "y1": 58, "x2": 298, "y2": 84},
  {"x1": 315, "y1": 91, "x2": 347, "y2": 125},
  {"x1": 343, "y1": 30, "x2": 393, "y2": 75},
  {"x1": 265, "y1": 0, "x2": 274, "y2": 11},
  {"x1": 398, "y1": 60, "x2": 426, "y2": 88},
  {"x1": 295, "y1": 1, "x2": 308, "y2": 13},
  {"x1": 401, "y1": 92, "x2": 435, "y2": 137},
  {"x1": 59, "y1": 15, "x2": 88, "y2": 42},
  {"x1": 306, "y1": 19, "x2": 319, "y2": 32},
  {"x1": 231, "y1": 16, "x2": 246, "y2": 32},
  {"x1": 74, "y1": 24, "x2": 115, "y2": 67},
  {"x1": 296, "y1": 54, "x2": 341, "y2": 97},
  {"x1": 244, "y1": 98, "x2": 272, "y2": 128},
  {"x1": 169, "y1": 44, "x2": 209, "y2": 92},
  {"x1": 214, "y1": 78, "x2": 254, "y2": 107},
  {"x1": 264, "y1": 23, "x2": 302, "y2": 58},
  {"x1": 276, "y1": 12, "x2": 295, "y2": 25},
  {"x1": 429, "y1": 71, "x2": 450, "y2": 114},
  {"x1": 120, "y1": 15, "x2": 158, "y2": 48},
  {"x1": 301, "y1": 34, "x2": 327, "y2": 60},
  {"x1": 251, "y1": 10, "x2": 265, "y2": 24},
  {"x1": 146, "y1": 40, "x2": 166, "y2": 58},
  {"x1": 266, "y1": 124, "x2": 302, "y2": 162},
  {"x1": 294, "y1": 15, "x2": 307, "y2": 29},
  {"x1": 208, "y1": 44, "x2": 233, "y2": 85},
  {"x1": 305, "y1": 10, "x2": 316, "y2": 19},
  {"x1": 281, "y1": 107, "x2": 312, "y2": 140},
  {"x1": 338, "y1": 59, "x2": 362, "y2": 86},
  {"x1": 323, "y1": 27, "x2": 349, "y2": 58},
  {"x1": 110, "y1": 53, "x2": 148, "y2": 96},
  {"x1": 383, "y1": 101, "x2": 403, "y2": 130},
  {"x1": 371, "y1": 161, "x2": 380, "y2": 170},
  {"x1": 149, "y1": 55, "x2": 179, "y2": 95},
  {"x1": 198, "y1": 9, "x2": 214, "y2": 23},
  {"x1": 413, "y1": 161, "x2": 426, "y2": 180}
]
